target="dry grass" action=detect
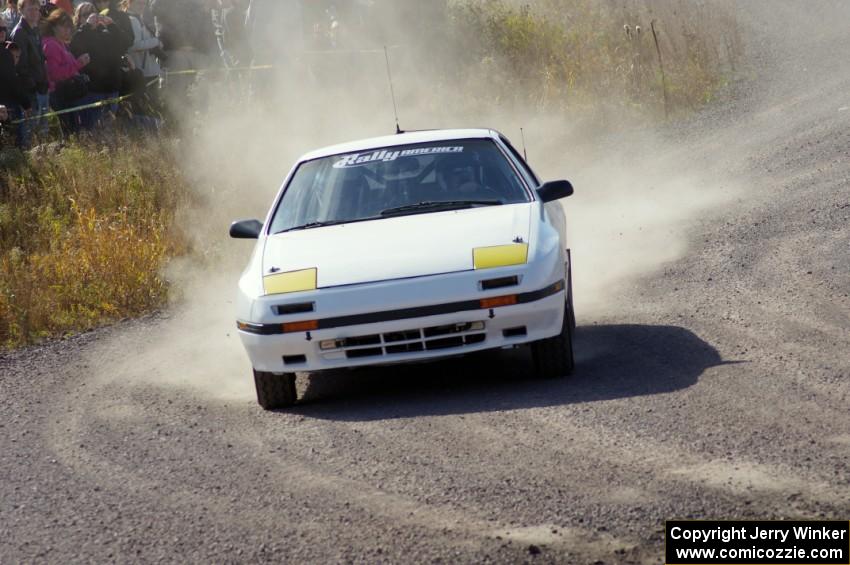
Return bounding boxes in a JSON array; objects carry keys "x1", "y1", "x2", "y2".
[
  {"x1": 0, "y1": 140, "x2": 192, "y2": 348},
  {"x1": 444, "y1": 0, "x2": 742, "y2": 118}
]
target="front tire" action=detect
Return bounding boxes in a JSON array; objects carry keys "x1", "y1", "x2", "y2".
[
  {"x1": 253, "y1": 370, "x2": 297, "y2": 410},
  {"x1": 531, "y1": 301, "x2": 575, "y2": 378}
]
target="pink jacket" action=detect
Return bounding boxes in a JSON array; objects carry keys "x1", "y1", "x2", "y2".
[{"x1": 42, "y1": 36, "x2": 83, "y2": 93}]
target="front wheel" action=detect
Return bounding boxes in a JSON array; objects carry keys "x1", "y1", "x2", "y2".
[
  {"x1": 531, "y1": 301, "x2": 575, "y2": 378},
  {"x1": 253, "y1": 370, "x2": 297, "y2": 410}
]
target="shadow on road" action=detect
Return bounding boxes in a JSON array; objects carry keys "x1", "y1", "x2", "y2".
[{"x1": 292, "y1": 324, "x2": 726, "y2": 421}]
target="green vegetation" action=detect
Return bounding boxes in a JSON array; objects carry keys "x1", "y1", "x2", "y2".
[{"x1": 0, "y1": 140, "x2": 192, "y2": 348}]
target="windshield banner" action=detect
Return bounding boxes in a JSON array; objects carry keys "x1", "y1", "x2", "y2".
[{"x1": 333, "y1": 146, "x2": 464, "y2": 168}]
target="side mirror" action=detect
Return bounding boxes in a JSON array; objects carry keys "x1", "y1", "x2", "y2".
[
  {"x1": 537, "y1": 180, "x2": 574, "y2": 202},
  {"x1": 229, "y1": 219, "x2": 263, "y2": 239}
]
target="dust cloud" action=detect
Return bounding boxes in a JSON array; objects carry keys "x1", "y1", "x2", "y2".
[{"x1": 84, "y1": 1, "x2": 826, "y2": 399}]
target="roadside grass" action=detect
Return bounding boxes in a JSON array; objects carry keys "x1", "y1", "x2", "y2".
[
  {"x1": 0, "y1": 139, "x2": 193, "y2": 348},
  {"x1": 444, "y1": 0, "x2": 742, "y2": 118}
]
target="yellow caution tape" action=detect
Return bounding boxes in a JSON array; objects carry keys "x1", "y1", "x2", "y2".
[
  {"x1": 5, "y1": 57, "x2": 347, "y2": 125},
  {"x1": 302, "y1": 46, "x2": 400, "y2": 55},
  {"x1": 7, "y1": 65, "x2": 269, "y2": 124},
  {"x1": 9, "y1": 93, "x2": 134, "y2": 125},
  {"x1": 163, "y1": 64, "x2": 275, "y2": 76}
]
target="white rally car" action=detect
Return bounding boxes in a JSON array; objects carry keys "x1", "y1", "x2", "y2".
[{"x1": 230, "y1": 129, "x2": 575, "y2": 409}]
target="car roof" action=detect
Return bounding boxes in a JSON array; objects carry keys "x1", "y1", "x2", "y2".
[{"x1": 298, "y1": 128, "x2": 501, "y2": 162}]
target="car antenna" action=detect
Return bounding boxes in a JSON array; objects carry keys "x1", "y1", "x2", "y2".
[
  {"x1": 384, "y1": 45, "x2": 403, "y2": 134},
  {"x1": 520, "y1": 127, "x2": 529, "y2": 161}
]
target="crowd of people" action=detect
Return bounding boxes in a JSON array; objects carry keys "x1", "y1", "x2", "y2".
[
  {"x1": 0, "y1": 0, "x2": 396, "y2": 149},
  {"x1": 0, "y1": 0, "x2": 258, "y2": 148}
]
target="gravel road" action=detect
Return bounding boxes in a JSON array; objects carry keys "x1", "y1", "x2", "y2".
[{"x1": 2, "y1": 3, "x2": 848, "y2": 563}]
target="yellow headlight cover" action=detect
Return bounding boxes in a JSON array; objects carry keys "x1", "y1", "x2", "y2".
[
  {"x1": 473, "y1": 244, "x2": 529, "y2": 269},
  {"x1": 263, "y1": 268, "x2": 317, "y2": 295}
]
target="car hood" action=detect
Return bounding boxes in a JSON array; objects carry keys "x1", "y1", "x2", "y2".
[{"x1": 262, "y1": 203, "x2": 533, "y2": 288}]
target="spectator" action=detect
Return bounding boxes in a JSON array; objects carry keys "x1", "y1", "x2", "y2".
[
  {"x1": 214, "y1": 0, "x2": 250, "y2": 68},
  {"x1": 0, "y1": 103, "x2": 10, "y2": 150},
  {"x1": 245, "y1": 0, "x2": 302, "y2": 65},
  {"x1": 4, "y1": 37, "x2": 22, "y2": 65},
  {"x1": 41, "y1": 8, "x2": 90, "y2": 133},
  {"x1": 2, "y1": 0, "x2": 20, "y2": 30},
  {"x1": 150, "y1": 0, "x2": 216, "y2": 55},
  {"x1": 11, "y1": 0, "x2": 49, "y2": 146},
  {"x1": 1, "y1": 36, "x2": 31, "y2": 143},
  {"x1": 121, "y1": 0, "x2": 162, "y2": 121},
  {"x1": 40, "y1": 3, "x2": 60, "y2": 17},
  {"x1": 149, "y1": 0, "x2": 216, "y2": 104},
  {"x1": 140, "y1": 0, "x2": 154, "y2": 30},
  {"x1": 49, "y1": 0, "x2": 73, "y2": 16},
  {"x1": 122, "y1": 0, "x2": 160, "y2": 79},
  {"x1": 245, "y1": 0, "x2": 301, "y2": 97},
  {"x1": 95, "y1": 0, "x2": 132, "y2": 53},
  {"x1": 70, "y1": 2, "x2": 125, "y2": 122}
]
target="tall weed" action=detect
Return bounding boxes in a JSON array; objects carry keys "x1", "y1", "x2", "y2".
[
  {"x1": 444, "y1": 0, "x2": 742, "y2": 118},
  {"x1": 0, "y1": 140, "x2": 192, "y2": 348}
]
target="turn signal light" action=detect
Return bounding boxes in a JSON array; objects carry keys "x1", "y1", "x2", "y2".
[
  {"x1": 281, "y1": 320, "x2": 319, "y2": 333},
  {"x1": 479, "y1": 295, "x2": 517, "y2": 309}
]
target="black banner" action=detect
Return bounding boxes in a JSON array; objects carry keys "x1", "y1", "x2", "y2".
[{"x1": 666, "y1": 520, "x2": 849, "y2": 564}]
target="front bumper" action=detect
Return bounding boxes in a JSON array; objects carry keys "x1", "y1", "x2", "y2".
[{"x1": 238, "y1": 282, "x2": 565, "y2": 373}]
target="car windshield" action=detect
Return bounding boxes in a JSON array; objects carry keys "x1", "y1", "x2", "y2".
[{"x1": 268, "y1": 139, "x2": 531, "y2": 234}]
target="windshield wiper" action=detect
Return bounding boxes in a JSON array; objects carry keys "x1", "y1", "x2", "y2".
[
  {"x1": 273, "y1": 220, "x2": 347, "y2": 234},
  {"x1": 274, "y1": 201, "x2": 503, "y2": 232},
  {"x1": 380, "y1": 200, "x2": 503, "y2": 217},
  {"x1": 273, "y1": 215, "x2": 386, "y2": 234}
]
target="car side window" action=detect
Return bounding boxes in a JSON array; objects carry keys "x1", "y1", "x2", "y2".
[{"x1": 499, "y1": 136, "x2": 540, "y2": 187}]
